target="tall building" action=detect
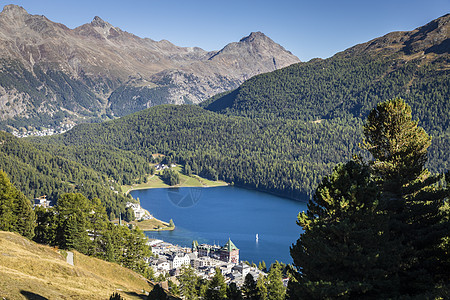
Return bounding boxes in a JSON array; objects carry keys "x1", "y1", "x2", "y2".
[
  {"x1": 220, "y1": 238, "x2": 239, "y2": 264},
  {"x1": 193, "y1": 238, "x2": 240, "y2": 264}
]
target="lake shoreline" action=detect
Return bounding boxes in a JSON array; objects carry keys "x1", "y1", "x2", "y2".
[{"x1": 134, "y1": 186, "x2": 306, "y2": 265}]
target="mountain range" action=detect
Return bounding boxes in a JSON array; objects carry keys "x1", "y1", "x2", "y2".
[
  {"x1": 0, "y1": 4, "x2": 299, "y2": 131},
  {"x1": 0, "y1": 10, "x2": 448, "y2": 205}
]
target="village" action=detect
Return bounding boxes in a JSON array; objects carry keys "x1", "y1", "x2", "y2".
[
  {"x1": 12, "y1": 123, "x2": 75, "y2": 138},
  {"x1": 147, "y1": 237, "x2": 267, "y2": 287},
  {"x1": 125, "y1": 200, "x2": 268, "y2": 286},
  {"x1": 32, "y1": 196, "x2": 267, "y2": 287}
]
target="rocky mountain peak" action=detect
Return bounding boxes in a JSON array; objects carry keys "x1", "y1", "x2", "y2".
[
  {"x1": 2, "y1": 4, "x2": 28, "y2": 15},
  {"x1": 240, "y1": 31, "x2": 268, "y2": 43},
  {"x1": 1, "y1": 4, "x2": 28, "y2": 17},
  {"x1": 91, "y1": 16, "x2": 112, "y2": 28}
]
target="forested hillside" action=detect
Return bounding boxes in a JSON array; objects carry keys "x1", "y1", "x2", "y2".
[
  {"x1": 203, "y1": 14, "x2": 449, "y2": 133},
  {"x1": 0, "y1": 131, "x2": 150, "y2": 217},
  {"x1": 202, "y1": 14, "x2": 449, "y2": 176},
  {"x1": 35, "y1": 105, "x2": 363, "y2": 199},
  {"x1": 202, "y1": 53, "x2": 449, "y2": 174}
]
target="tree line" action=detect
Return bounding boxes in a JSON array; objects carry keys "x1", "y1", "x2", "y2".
[{"x1": 36, "y1": 105, "x2": 365, "y2": 199}]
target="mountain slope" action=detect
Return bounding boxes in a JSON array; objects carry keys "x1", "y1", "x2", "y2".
[
  {"x1": 0, "y1": 4, "x2": 299, "y2": 131},
  {"x1": 203, "y1": 13, "x2": 449, "y2": 133},
  {"x1": 0, "y1": 231, "x2": 151, "y2": 299},
  {"x1": 0, "y1": 130, "x2": 149, "y2": 217}
]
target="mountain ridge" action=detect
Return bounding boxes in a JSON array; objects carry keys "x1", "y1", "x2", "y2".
[
  {"x1": 0, "y1": 4, "x2": 300, "y2": 131},
  {"x1": 204, "y1": 13, "x2": 449, "y2": 129}
]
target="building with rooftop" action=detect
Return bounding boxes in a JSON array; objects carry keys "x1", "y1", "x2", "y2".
[
  {"x1": 193, "y1": 238, "x2": 239, "y2": 264},
  {"x1": 220, "y1": 238, "x2": 239, "y2": 263}
]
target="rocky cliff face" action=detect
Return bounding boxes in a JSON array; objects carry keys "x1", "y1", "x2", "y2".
[{"x1": 0, "y1": 4, "x2": 300, "y2": 129}]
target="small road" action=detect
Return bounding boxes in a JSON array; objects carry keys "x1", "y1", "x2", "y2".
[{"x1": 66, "y1": 251, "x2": 74, "y2": 266}]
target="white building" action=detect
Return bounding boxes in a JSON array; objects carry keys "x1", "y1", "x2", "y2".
[
  {"x1": 170, "y1": 253, "x2": 191, "y2": 269},
  {"x1": 126, "y1": 202, "x2": 152, "y2": 220},
  {"x1": 33, "y1": 196, "x2": 52, "y2": 208}
]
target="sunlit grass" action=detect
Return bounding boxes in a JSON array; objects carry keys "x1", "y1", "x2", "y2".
[{"x1": 0, "y1": 231, "x2": 151, "y2": 299}]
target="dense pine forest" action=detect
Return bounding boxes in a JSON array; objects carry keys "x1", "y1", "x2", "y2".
[{"x1": 32, "y1": 105, "x2": 363, "y2": 200}]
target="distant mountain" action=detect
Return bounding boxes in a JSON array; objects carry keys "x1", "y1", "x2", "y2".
[
  {"x1": 203, "y1": 13, "x2": 449, "y2": 133},
  {"x1": 0, "y1": 4, "x2": 299, "y2": 131}
]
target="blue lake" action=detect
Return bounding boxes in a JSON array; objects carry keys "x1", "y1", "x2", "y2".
[{"x1": 131, "y1": 186, "x2": 308, "y2": 265}]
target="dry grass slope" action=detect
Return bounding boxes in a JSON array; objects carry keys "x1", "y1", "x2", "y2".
[{"x1": 0, "y1": 231, "x2": 152, "y2": 300}]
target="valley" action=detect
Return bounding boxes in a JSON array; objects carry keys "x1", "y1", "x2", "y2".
[{"x1": 0, "y1": 4, "x2": 448, "y2": 299}]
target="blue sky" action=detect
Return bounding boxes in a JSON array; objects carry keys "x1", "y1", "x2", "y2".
[{"x1": 7, "y1": 0, "x2": 450, "y2": 61}]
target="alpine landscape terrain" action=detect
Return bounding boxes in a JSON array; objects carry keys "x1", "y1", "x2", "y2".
[
  {"x1": 0, "y1": 3, "x2": 449, "y2": 300},
  {"x1": 0, "y1": 4, "x2": 299, "y2": 131}
]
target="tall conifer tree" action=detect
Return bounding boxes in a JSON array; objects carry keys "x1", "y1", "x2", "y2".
[
  {"x1": 205, "y1": 267, "x2": 227, "y2": 300},
  {"x1": 267, "y1": 262, "x2": 286, "y2": 300},
  {"x1": 0, "y1": 170, "x2": 35, "y2": 239},
  {"x1": 242, "y1": 273, "x2": 258, "y2": 299},
  {"x1": 290, "y1": 98, "x2": 449, "y2": 298},
  {"x1": 363, "y1": 97, "x2": 449, "y2": 296},
  {"x1": 290, "y1": 161, "x2": 400, "y2": 298}
]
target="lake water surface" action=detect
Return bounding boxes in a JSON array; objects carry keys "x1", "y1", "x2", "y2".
[{"x1": 131, "y1": 186, "x2": 308, "y2": 265}]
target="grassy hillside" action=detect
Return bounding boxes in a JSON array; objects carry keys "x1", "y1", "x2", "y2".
[{"x1": 0, "y1": 231, "x2": 152, "y2": 299}]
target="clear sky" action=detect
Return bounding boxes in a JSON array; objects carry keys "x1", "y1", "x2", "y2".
[{"x1": 6, "y1": 0, "x2": 450, "y2": 61}]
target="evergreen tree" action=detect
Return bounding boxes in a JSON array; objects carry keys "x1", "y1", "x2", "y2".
[
  {"x1": 258, "y1": 261, "x2": 267, "y2": 272},
  {"x1": 185, "y1": 164, "x2": 192, "y2": 176},
  {"x1": 179, "y1": 265, "x2": 199, "y2": 300},
  {"x1": 124, "y1": 206, "x2": 135, "y2": 222},
  {"x1": 205, "y1": 267, "x2": 227, "y2": 300},
  {"x1": 87, "y1": 197, "x2": 109, "y2": 256},
  {"x1": 290, "y1": 98, "x2": 449, "y2": 299},
  {"x1": 290, "y1": 160, "x2": 403, "y2": 298},
  {"x1": 255, "y1": 274, "x2": 267, "y2": 300},
  {"x1": 196, "y1": 278, "x2": 209, "y2": 299},
  {"x1": 33, "y1": 206, "x2": 57, "y2": 245},
  {"x1": 12, "y1": 187, "x2": 36, "y2": 239},
  {"x1": 147, "y1": 284, "x2": 168, "y2": 300},
  {"x1": 242, "y1": 273, "x2": 257, "y2": 299},
  {"x1": 363, "y1": 97, "x2": 431, "y2": 193},
  {"x1": 0, "y1": 170, "x2": 35, "y2": 239},
  {"x1": 363, "y1": 98, "x2": 449, "y2": 296},
  {"x1": 267, "y1": 262, "x2": 285, "y2": 300},
  {"x1": 55, "y1": 193, "x2": 91, "y2": 253},
  {"x1": 168, "y1": 279, "x2": 179, "y2": 297},
  {"x1": 227, "y1": 282, "x2": 243, "y2": 300}
]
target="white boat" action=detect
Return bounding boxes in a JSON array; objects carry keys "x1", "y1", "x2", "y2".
[{"x1": 256, "y1": 234, "x2": 259, "y2": 241}]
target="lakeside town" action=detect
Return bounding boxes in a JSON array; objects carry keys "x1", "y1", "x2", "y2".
[
  {"x1": 33, "y1": 195, "x2": 275, "y2": 289},
  {"x1": 124, "y1": 199, "x2": 272, "y2": 287},
  {"x1": 147, "y1": 238, "x2": 270, "y2": 288}
]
